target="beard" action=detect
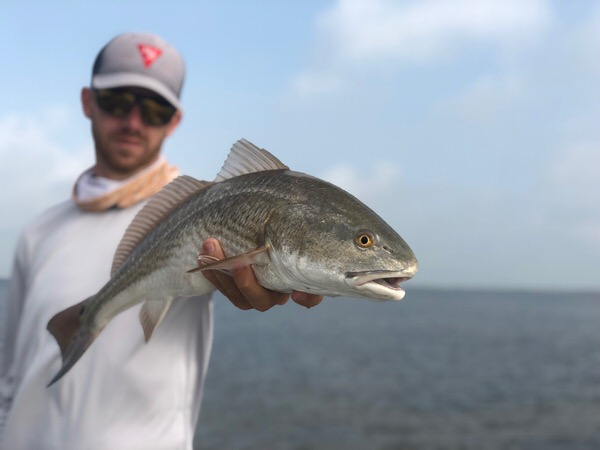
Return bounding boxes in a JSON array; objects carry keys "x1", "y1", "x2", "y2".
[{"x1": 91, "y1": 123, "x2": 162, "y2": 178}]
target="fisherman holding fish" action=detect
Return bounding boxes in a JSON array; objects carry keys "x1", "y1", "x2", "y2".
[{"x1": 0, "y1": 32, "x2": 323, "y2": 449}]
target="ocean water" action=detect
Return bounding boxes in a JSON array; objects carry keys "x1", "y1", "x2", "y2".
[{"x1": 1, "y1": 281, "x2": 599, "y2": 449}]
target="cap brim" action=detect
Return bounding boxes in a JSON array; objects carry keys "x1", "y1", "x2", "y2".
[{"x1": 92, "y1": 73, "x2": 181, "y2": 110}]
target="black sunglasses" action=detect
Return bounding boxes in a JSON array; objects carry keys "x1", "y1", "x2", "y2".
[{"x1": 94, "y1": 88, "x2": 177, "y2": 127}]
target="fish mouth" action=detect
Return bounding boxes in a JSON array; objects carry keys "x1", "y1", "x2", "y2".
[{"x1": 345, "y1": 270, "x2": 414, "y2": 300}]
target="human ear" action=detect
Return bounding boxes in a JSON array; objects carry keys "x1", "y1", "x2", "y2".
[
  {"x1": 165, "y1": 109, "x2": 182, "y2": 137},
  {"x1": 81, "y1": 87, "x2": 93, "y2": 119}
]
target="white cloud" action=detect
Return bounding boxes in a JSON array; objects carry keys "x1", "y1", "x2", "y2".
[
  {"x1": 291, "y1": 0, "x2": 552, "y2": 97},
  {"x1": 545, "y1": 141, "x2": 600, "y2": 245},
  {"x1": 574, "y1": 221, "x2": 600, "y2": 245},
  {"x1": 448, "y1": 73, "x2": 523, "y2": 122},
  {"x1": 290, "y1": 72, "x2": 344, "y2": 98},
  {"x1": 320, "y1": 161, "x2": 402, "y2": 204},
  {"x1": 548, "y1": 142, "x2": 600, "y2": 206},
  {"x1": 575, "y1": 3, "x2": 600, "y2": 73},
  {"x1": 319, "y1": 0, "x2": 551, "y2": 63},
  {"x1": 0, "y1": 109, "x2": 92, "y2": 229}
]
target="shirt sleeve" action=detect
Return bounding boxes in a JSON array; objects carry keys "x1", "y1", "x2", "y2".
[{"x1": 0, "y1": 235, "x2": 29, "y2": 439}]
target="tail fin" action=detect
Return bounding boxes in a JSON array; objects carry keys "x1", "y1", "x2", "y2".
[{"x1": 46, "y1": 299, "x2": 99, "y2": 386}]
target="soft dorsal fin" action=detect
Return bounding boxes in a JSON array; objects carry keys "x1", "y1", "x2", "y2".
[
  {"x1": 111, "y1": 176, "x2": 211, "y2": 276},
  {"x1": 214, "y1": 138, "x2": 289, "y2": 182}
]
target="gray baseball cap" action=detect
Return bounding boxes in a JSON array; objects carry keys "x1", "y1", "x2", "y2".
[{"x1": 91, "y1": 32, "x2": 185, "y2": 109}]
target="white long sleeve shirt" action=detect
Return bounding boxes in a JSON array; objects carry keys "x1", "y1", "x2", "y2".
[{"x1": 0, "y1": 200, "x2": 213, "y2": 449}]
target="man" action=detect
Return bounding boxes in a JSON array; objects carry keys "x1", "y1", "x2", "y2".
[{"x1": 0, "y1": 32, "x2": 321, "y2": 449}]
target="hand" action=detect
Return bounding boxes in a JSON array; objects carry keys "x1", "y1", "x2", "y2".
[{"x1": 199, "y1": 238, "x2": 324, "y2": 311}]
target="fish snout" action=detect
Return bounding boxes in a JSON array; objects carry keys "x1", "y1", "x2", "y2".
[{"x1": 402, "y1": 258, "x2": 419, "y2": 279}]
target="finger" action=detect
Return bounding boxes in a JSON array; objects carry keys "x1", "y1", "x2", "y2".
[
  {"x1": 198, "y1": 239, "x2": 230, "y2": 289},
  {"x1": 201, "y1": 239, "x2": 288, "y2": 311},
  {"x1": 200, "y1": 239, "x2": 253, "y2": 310},
  {"x1": 291, "y1": 292, "x2": 324, "y2": 308},
  {"x1": 231, "y1": 265, "x2": 291, "y2": 311},
  {"x1": 223, "y1": 291, "x2": 254, "y2": 311},
  {"x1": 218, "y1": 280, "x2": 254, "y2": 310}
]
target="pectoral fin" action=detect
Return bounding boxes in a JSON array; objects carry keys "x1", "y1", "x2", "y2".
[
  {"x1": 187, "y1": 255, "x2": 224, "y2": 274},
  {"x1": 139, "y1": 298, "x2": 174, "y2": 342},
  {"x1": 187, "y1": 246, "x2": 270, "y2": 274}
]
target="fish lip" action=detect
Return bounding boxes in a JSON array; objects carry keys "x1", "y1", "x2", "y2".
[{"x1": 345, "y1": 270, "x2": 413, "y2": 290}]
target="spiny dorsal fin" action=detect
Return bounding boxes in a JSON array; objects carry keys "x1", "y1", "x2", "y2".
[
  {"x1": 111, "y1": 176, "x2": 211, "y2": 276},
  {"x1": 214, "y1": 138, "x2": 289, "y2": 182}
]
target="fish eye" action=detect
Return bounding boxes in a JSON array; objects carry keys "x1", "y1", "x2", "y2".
[{"x1": 355, "y1": 231, "x2": 375, "y2": 249}]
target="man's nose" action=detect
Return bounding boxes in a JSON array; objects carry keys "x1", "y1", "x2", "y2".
[{"x1": 121, "y1": 104, "x2": 144, "y2": 128}]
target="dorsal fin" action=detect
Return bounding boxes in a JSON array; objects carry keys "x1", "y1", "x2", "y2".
[
  {"x1": 214, "y1": 138, "x2": 289, "y2": 182},
  {"x1": 111, "y1": 176, "x2": 211, "y2": 276}
]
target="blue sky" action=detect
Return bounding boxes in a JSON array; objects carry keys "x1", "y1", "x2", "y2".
[{"x1": 1, "y1": 0, "x2": 599, "y2": 290}]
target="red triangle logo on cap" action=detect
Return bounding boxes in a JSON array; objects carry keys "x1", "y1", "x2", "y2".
[{"x1": 137, "y1": 44, "x2": 162, "y2": 68}]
